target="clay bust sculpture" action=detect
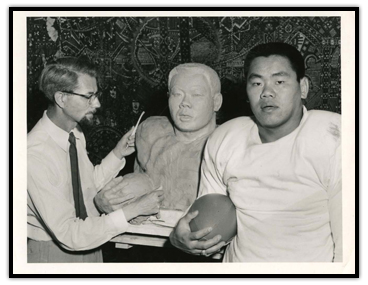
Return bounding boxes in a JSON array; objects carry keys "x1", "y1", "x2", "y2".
[
  {"x1": 134, "y1": 63, "x2": 223, "y2": 212},
  {"x1": 93, "y1": 63, "x2": 223, "y2": 223}
]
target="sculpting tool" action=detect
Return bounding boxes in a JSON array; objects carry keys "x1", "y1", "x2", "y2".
[{"x1": 125, "y1": 111, "x2": 145, "y2": 149}]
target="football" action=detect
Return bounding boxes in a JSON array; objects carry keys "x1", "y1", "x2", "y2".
[{"x1": 189, "y1": 193, "x2": 237, "y2": 242}]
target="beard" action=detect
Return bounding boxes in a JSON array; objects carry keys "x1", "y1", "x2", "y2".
[{"x1": 78, "y1": 114, "x2": 94, "y2": 127}]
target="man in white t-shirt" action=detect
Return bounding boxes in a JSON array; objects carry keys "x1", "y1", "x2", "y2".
[{"x1": 170, "y1": 42, "x2": 342, "y2": 262}]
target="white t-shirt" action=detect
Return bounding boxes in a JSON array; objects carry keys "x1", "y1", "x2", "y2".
[{"x1": 199, "y1": 107, "x2": 342, "y2": 262}]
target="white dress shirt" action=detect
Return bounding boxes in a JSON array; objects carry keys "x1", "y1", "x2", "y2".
[{"x1": 27, "y1": 111, "x2": 129, "y2": 251}]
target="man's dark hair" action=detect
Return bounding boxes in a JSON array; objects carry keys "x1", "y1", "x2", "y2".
[
  {"x1": 243, "y1": 42, "x2": 305, "y2": 82},
  {"x1": 39, "y1": 56, "x2": 98, "y2": 104}
]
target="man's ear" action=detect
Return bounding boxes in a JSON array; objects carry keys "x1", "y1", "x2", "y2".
[
  {"x1": 54, "y1": 91, "x2": 66, "y2": 108},
  {"x1": 213, "y1": 93, "x2": 223, "y2": 112},
  {"x1": 300, "y1": 77, "x2": 309, "y2": 99}
]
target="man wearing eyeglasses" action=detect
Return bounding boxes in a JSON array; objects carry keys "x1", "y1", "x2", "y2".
[{"x1": 27, "y1": 57, "x2": 164, "y2": 263}]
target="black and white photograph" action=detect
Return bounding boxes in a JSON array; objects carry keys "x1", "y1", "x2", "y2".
[{"x1": 11, "y1": 8, "x2": 357, "y2": 276}]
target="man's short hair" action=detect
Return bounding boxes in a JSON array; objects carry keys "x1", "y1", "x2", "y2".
[
  {"x1": 39, "y1": 56, "x2": 98, "y2": 103},
  {"x1": 168, "y1": 63, "x2": 221, "y2": 95},
  {"x1": 243, "y1": 42, "x2": 305, "y2": 82}
]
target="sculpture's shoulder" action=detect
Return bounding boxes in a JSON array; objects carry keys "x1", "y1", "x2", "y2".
[
  {"x1": 136, "y1": 116, "x2": 174, "y2": 146},
  {"x1": 135, "y1": 116, "x2": 175, "y2": 170}
]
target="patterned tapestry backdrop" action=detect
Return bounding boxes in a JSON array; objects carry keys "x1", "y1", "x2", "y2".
[{"x1": 27, "y1": 16, "x2": 341, "y2": 167}]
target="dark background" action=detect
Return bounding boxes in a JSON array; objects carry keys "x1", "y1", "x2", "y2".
[
  {"x1": 27, "y1": 16, "x2": 341, "y2": 166},
  {"x1": 26, "y1": 16, "x2": 341, "y2": 262}
]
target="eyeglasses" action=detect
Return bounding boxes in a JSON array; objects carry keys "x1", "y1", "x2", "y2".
[{"x1": 62, "y1": 90, "x2": 102, "y2": 105}]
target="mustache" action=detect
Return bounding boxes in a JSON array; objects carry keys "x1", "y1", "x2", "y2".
[{"x1": 88, "y1": 109, "x2": 97, "y2": 115}]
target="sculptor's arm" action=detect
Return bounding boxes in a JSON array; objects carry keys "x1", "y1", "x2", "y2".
[
  {"x1": 90, "y1": 127, "x2": 135, "y2": 191},
  {"x1": 94, "y1": 176, "x2": 164, "y2": 217},
  {"x1": 94, "y1": 121, "x2": 164, "y2": 216},
  {"x1": 93, "y1": 118, "x2": 154, "y2": 213}
]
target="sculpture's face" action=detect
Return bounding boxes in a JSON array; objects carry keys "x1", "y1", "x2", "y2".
[{"x1": 168, "y1": 73, "x2": 216, "y2": 133}]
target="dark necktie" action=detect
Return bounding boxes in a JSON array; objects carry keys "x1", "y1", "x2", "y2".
[{"x1": 68, "y1": 132, "x2": 88, "y2": 220}]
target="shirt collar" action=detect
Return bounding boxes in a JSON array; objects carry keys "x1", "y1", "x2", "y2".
[{"x1": 40, "y1": 110, "x2": 81, "y2": 152}]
